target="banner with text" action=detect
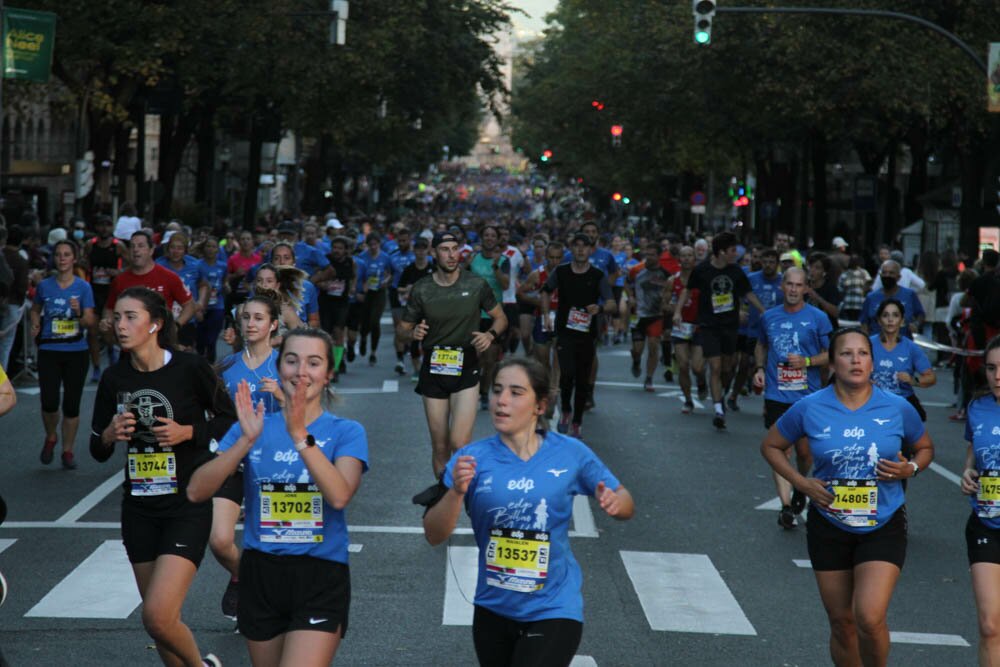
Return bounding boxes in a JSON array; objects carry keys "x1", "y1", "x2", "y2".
[
  {"x1": 3, "y1": 8, "x2": 56, "y2": 82},
  {"x1": 990, "y1": 43, "x2": 1000, "y2": 113}
]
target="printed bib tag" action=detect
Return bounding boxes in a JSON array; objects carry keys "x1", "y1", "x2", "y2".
[
  {"x1": 367, "y1": 275, "x2": 380, "y2": 291},
  {"x1": 128, "y1": 448, "x2": 178, "y2": 496},
  {"x1": 93, "y1": 267, "x2": 112, "y2": 285},
  {"x1": 829, "y1": 479, "x2": 878, "y2": 527},
  {"x1": 711, "y1": 292, "x2": 734, "y2": 314},
  {"x1": 671, "y1": 321, "x2": 694, "y2": 340},
  {"x1": 566, "y1": 307, "x2": 593, "y2": 333},
  {"x1": 978, "y1": 470, "x2": 1000, "y2": 518},
  {"x1": 259, "y1": 482, "x2": 324, "y2": 543},
  {"x1": 327, "y1": 280, "x2": 346, "y2": 297},
  {"x1": 208, "y1": 288, "x2": 219, "y2": 306},
  {"x1": 777, "y1": 363, "x2": 807, "y2": 391},
  {"x1": 430, "y1": 347, "x2": 464, "y2": 376},
  {"x1": 485, "y1": 528, "x2": 550, "y2": 593},
  {"x1": 51, "y1": 319, "x2": 79, "y2": 337}
]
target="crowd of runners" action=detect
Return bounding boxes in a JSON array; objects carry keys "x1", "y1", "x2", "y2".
[{"x1": 0, "y1": 168, "x2": 999, "y2": 666}]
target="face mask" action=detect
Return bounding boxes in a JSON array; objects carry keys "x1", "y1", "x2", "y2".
[
  {"x1": 881, "y1": 276, "x2": 897, "y2": 290},
  {"x1": 73, "y1": 230, "x2": 85, "y2": 241}
]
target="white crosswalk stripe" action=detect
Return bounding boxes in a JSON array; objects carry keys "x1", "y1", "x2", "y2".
[
  {"x1": 26, "y1": 540, "x2": 141, "y2": 619},
  {"x1": 0, "y1": 538, "x2": 16, "y2": 554}
]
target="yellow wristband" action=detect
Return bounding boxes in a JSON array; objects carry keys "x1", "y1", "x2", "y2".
[{"x1": 805, "y1": 356, "x2": 811, "y2": 367}]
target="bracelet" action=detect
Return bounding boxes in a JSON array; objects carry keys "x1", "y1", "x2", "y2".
[
  {"x1": 487, "y1": 329, "x2": 499, "y2": 340},
  {"x1": 804, "y1": 356, "x2": 811, "y2": 367}
]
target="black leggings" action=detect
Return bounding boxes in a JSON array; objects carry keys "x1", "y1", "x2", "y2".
[
  {"x1": 472, "y1": 605, "x2": 582, "y2": 667},
  {"x1": 556, "y1": 336, "x2": 595, "y2": 425},
  {"x1": 360, "y1": 288, "x2": 387, "y2": 351},
  {"x1": 37, "y1": 349, "x2": 89, "y2": 417}
]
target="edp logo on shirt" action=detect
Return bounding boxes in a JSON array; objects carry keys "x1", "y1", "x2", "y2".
[
  {"x1": 507, "y1": 477, "x2": 535, "y2": 493},
  {"x1": 843, "y1": 427, "x2": 866, "y2": 439}
]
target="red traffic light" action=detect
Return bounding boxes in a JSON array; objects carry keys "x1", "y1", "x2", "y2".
[
  {"x1": 612, "y1": 192, "x2": 623, "y2": 202},
  {"x1": 591, "y1": 100, "x2": 605, "y2": 110},
  {"x1": 542, "y1": 149, "x2": 553, "y2": 159},
  {"x1": 610, "y1": 124, "x2": 623, "y2": 137},
  {"x1": 734, "y1": 195, "x2": 750, "y2": 207}
]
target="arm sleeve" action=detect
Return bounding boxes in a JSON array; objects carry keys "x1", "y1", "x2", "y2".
[
  {"x1": 314, "y1": 248, "x2": 330, "y2": 269},
  {"x1": 191, "y1": 357, "x2": 238, "y2": 450},
  {"x1": 575, "y1": 442, "x2": 621, "y2": 496},
  {"x1": 401, "y1": 281, "x2": 423, "y2": 324},
  {"x1": 333, "y1": 420, "x2": 369, "y2": 472},
  {"x1": 81, "y1": 282, "x2": 96, "y2": 310},
  {"x1": 307, "y1": 282, "x2": 319, "y2": 315},
  {"x1": 216, "y1": 421, "x2": 243, "y2": 453},
  {"x1": 901, "y1": 399, "x2": 926, "y2": 442},
  {"x1": 912, "y1": 341, "x2": 932, "y2": 374},
  {"x1": 89, "y1": 372, "x2": 117, "y2": 462},
  {"x1": 965, "y1": 405, "x2": 974, "y2": 442},
  {"x1": 775, "y1": 399, "x2": 806, "y2": 443}
]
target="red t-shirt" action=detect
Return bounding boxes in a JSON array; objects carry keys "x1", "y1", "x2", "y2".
[
  {"x1": 227, "y1": 252, "x2": 261, "y2": 276},
  {"x1": 106, "y1": 264, "x2": 192, "y2": 312}
]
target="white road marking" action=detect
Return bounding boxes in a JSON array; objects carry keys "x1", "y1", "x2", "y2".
[
  {"x1": 929, "y1": 462, "x2": 962, "y2": 486},
  {"x1": 381, "y1": 380, "x2": 399, "y2": 393},
  {"x1": 570, "y1": 657, "x2": 598, "y2": 666},
  {"x1": 890, "y1": 631, "x2": 970, "y2": 647},
  {"x1": 17, "y1": 385, "x2": 97, "y2": 396},
  {"x1": 572, "y1": 495, "x2": 598, "y2": 538},
  {"x1": 620, "y1": 551, "x2": 756, "y2": 635},
  {"x1": 793, "y1": 559, "x2": 812, "y2": 569},
  {"x1": 336, "y1": 387, "x2": 393, "y2": 395},
  {"x1": 595, "y1": 380, "x2": 662, "y2": 389},
  {"x1": 348, "y1": 544, "x2": 363, "y2": 553},
  {"x1": 755, "y1": 497, "x2": 783, "y2": 511},
  {"x1": 55, "y1": 471, "x2": 122, "y2": 524},
  {"x1": 443, "y1": 546, "x2": 478, "y2": 625},
  {"x1": 0, "y1": 538, "x2": 16, "y2": 554},
  {"x1": 26, "y1": 540, "x2": 141, "y2": 618},
  {"x1": 657, "y1": 391, "x2": 704, "y2": 410},
  {"x1": 920, "y1": 401, "x2": 952, "y2": 408}
]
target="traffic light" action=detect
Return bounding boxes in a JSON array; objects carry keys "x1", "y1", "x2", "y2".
[
  {"x1": 693, "y1": 0, "x2": 716, "y2": 45},
  {"x1": 591, "y1": 100, "x2": 605, "y2": 111},
  {"x1": 612, "y1": 192, "x2": 623, "y2": 202},
  {"x1": 75, "y1": 150, "x2": 94, "y2": 199},
  {"x1": 610, "y1": 124, "x2": 623, "y2": 147},
  {"x1": 540, "y1": 149, "x2": 553, "y2": 162}
]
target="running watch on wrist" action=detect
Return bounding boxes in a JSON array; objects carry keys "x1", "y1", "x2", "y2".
[
  {"x1": 294, "y1": 434, "x2": 316, "y2": 452},
  {"x1": 908, "y1": 461, "x2": 920, "y2": 477},
  {"x1": 487, "y1": 329, "x2": 499, "y2": 340}
]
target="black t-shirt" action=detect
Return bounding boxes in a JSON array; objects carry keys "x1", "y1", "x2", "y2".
[
  {"x1": 90, "y1": 350, "x2": 237, "y2": 515},
  {"x1": 399, "y1": 261, "x2": 435, "y2": 290},
  {"x1": 969, "y1": 271, "x2": 1000, "y2": 325},
  {"x1": 322, "y1": 256, "x2": 355, "y2": 302},
  {"x1": 809, "y1": 280, "x2": 842, "y2": 328},
  {"x1": 543, "y1": 263, "x2": 612, "y2": 338},
  {"x1": 686, "y1": 260, "x2": 751, "y2": 328}
]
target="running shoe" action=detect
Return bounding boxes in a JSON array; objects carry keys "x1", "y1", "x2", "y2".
[
  {"x1": 697, "y1": 386, "x2": 709, "y2": 401},
  {"x1": 394, "y1": 362, "x2": 406, "y2": 376},
  {"x1": 663, "y1": 370, "x2": 673, "y2": 383},
  {"x1": 643, "y1": 378, "x2": 654, "y2": 393},
  {"x1": 557, "y1": 413, "x2": 570, "y2": 434},
  {"x1": 726, "y1": 397, "x2": 740, "y2": 413},
  {"x1": 90, "y1": 366, "x2": 101, "y2": 383},
  {"x1": 570, "y1": 423, "x2": 582, "y2": 439},
  {"x1": 790, "y1": 489, "x2": 806, "y2": 515},
  {"x1": 948, "y1": 412, "x2": 966, "y2": 422},
  {"x1": 631, "y1": 360, "x2": 641, "y2": 378},
  {"x1": 369, "y1": 354, "x2": 377, "y2": 367},
  {"x1": 346, "y1": 346, "x2": 356, "y2": 363},
  {"x1": 202, "y1": 654, "x2": 222, "y2": 667},
  {"x1": 778, "y1": 505, "x2": 796, "y2": 530},
  {"x1": 40, "y1": 435, "x2": 57, "y2": 465},
  {"x1": 712, "y1": 414, "x2": 726, "y2": 430},
  {"x1": 61, "y1": 452, "x2": 77, "y2": 470},
  {"x1": 221, "y1": 580, "x2": 239, "y2": 620},
  {"x1": 480, "y1": 394, "x2": 489, "y2": 411},
  {"x1": 681, "y1": 401, "x2": 694, "y2": 415}
]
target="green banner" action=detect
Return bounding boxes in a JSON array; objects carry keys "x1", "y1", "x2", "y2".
[
  {"x1": 990, "y1": 43, "x2": 1000, "y2": 113},
  {"x1": 3, "y1": 7, "x2": 56, "y2": 82}
]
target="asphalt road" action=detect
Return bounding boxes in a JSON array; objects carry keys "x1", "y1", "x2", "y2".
[{"x1": 0, "y1": 330, "x2": 982, "y2": 666}]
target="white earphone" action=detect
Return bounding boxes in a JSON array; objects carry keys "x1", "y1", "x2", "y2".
[{"x1": 149, "y1": 325, "x2": 157, "y2": 334}]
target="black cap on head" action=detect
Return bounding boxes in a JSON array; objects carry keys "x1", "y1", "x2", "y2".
[
  {"x1": 432, "y1": 231, "x2": 459, "y2": 248},
  {"x1": 277, "y1": 222, "x2": 297, "y2": 235},
  {"x1": 571, "y1": 232, "x2": 593, "y2": 246}
]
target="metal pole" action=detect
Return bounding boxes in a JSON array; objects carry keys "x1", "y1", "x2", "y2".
[{"x1": 715, "y1": 6, "x2": 988, "y2": 75}]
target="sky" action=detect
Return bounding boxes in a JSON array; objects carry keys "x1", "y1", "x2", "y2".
[{"x1": 510, "y1": 0, "x2": 558, "y2": 39}]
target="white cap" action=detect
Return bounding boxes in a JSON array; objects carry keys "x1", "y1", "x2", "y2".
[
  {"x1": 832, "y1": 236, "x2": 848, "y2": 249},
  {"x1": 326, "y1": 218, "x2": 344, "y2": 230}
]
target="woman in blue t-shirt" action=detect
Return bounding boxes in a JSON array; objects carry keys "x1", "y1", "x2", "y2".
[
  {"x1": 960, "y1": 335, "x2": 1000, "y2": 662},
  {"x1": 209, "y1": 294, "x2": 285, "y2": 621},
  {"x1": 870, "y1": 298, "x2": 935, "y2": 422},
  {"x1": 761, "y1": 327, "x2": 934, "y2": 667},
  {"x1": 189, "y1": 328, "x2": 368, "y2": 666},
  {"x1": 30, "y1": 239, "x2": 96, "y2": 469},
  {"x1": 194, "y1": 236, "x2": 227, "y2": 361},
  {"x1": 424, "y1": 357, "x2": 634, "y2": 666}
]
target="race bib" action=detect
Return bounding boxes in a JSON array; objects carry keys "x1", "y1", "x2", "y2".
[
  {"x1": 399, "y1": 291, "x2": 409, "y2": 307},
  {"x1": 128, "y1": 449, "x2": 178, "y2": 496},
  {"x1": 566, "y1": 307, "x2": 593, "y2": 333},
  {"x1": 92, "y1": 267, "x2": 112, "y2": 285},
  {"x1": 711, "y1": 292, "x2": 734, "y2": 314},
  {"x1": 259, "y1": 482, "x2": 324, "y2": 543},
  {"x1": 777, "y1": 363, "x2": 807, "y2": 391},
  {"x1": 828, "y1": 479, "x2": 878, "y2": 527},
  {"x1": 327, "y1": 280, "x2": 346, "y2": 297},
  {"x1": 208, "y1": 288, "x2": 219, "y2": 306},
  {"x1": 978, "y1": 471, "x2": 1000, "y2": 518},
  {"x1": 671, "y1": 321, "x2": 694, "y2": 340},
  {"x1": 484, "y1": 528, "x2": 550, "y2": 593},
  {"x1": 51, "y1": 318, "x2": 79, "y2": 337},
  {"x1": 430, "y1": 346, "x2": 464, "y2": 376},
  {"x1": 367, "y1": 275, "x2": 380, "y2": 291}
]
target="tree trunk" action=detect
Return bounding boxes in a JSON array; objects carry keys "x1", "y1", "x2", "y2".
[
  {"x1": 154, "y1": 111, "x2": 198, "y2": 222},
  {"x1": 810, "y1": 129, "x2": 828, "y2": 249},
  {"x1": 243, "y1": 118, "x2": 263, "y2": 230},
  {"x1": 904, "y1": 124, "x2": 929, "y2": 224},
  {"x1": 195, "y1": 108, "x2": 215, "y2": 205},
  {"x1": 959, "y1": 144, "x2": 987, "y2": 258}
]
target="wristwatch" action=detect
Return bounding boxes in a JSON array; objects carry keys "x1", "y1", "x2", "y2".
[
  {"x1": 908, "y1": 461, "x2": 920, "y2": 477},
  {"x1": 294, "y1": 434, "x2": 317, "y2": 452},
  {"x1": 487, "y1": 329, "x2": 499, "y2": 340}
]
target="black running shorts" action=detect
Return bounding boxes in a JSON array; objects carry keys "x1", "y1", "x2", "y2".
[
  {"x1": 806, "y1": 505, "x2": 907, "y2": 571},
  {"x1": 213, "y1": 470, "x2": 244, "y2": 505},
  {"x1": 416, "y1": 345, "x2": 480, "y2": 399},
  {"x1": 966, "y1": 513, "x2": 1000, "y2": 565},
  {"x1": 121, "y1": 502, "x2": 212, "y2": 567},
  {"x1": 697, "y1": 326, "x2": 738, "y2": 358},
  {"x1": 764, "y1": 398, "x2": 793, "y2": 430},
  {"x1": 238, "y1": 549, "x2": 350, "y2": 641}
]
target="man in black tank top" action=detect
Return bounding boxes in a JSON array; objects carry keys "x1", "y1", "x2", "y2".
[
  {"x1": 317, "y1": 236, "x2": 355, "y2": 379},
  {"x1": 84, "y1": 215, "x2": 124, "y2": 381}
]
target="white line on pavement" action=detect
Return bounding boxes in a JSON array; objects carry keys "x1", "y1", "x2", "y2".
[
  {"x1": 929, "y1": 462, "x2": 962, "y2": 486},
  {"x1": 570, "y1": 657, "x2": 598, "y2": 666},
  {"x1": 381, "y1": 379, "x2": 399, "y2": 392},
  {"x1": 572, "y1": 495, "x2": 598, "y2": 538},
  {"x1": 620, "y1": 551, "x2": 757, "y2": 635},
  {"x1": 920, "y1": 402, "x2": 953, "y2": 408},
  {"x1": 657, "y1": 391, "x2": 704, "y2": 410},
  {"x1": 0, "y1": 538, "x2": 16, "y2": 554},
  {"x1": 443, "y1": 545, "x2": 477, "y2": 625},
  {"x1": 890, "y1": 631, "x2": 970, "y2": 647},
  {"x1": 348, "y1": 544, "x2": 363, "y2": 553},
  {"x1": 755, "y1": 497, "x2": 783, "y2": 511},
  {"x1": 336, "y1": 387, "x2": 392, "y2": 395},
  {"x1": 793, "y1": 559, "x2": 812, "y2": 569},
  {"x1": 17, "y1": 385, "x2": 97, "y2": 396},
  {"x1": 55, "y1": 471, "x2": 122, "y2": 524},
  {"x1": 25, "y1": 540, "x2": 141, "y2": 619}
]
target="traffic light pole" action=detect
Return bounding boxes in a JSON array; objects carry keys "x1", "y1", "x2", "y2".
[{"x1": 715, "y1": 6, "x2": 987, "y2": 75}]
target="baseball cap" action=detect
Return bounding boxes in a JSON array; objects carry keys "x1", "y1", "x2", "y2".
[
  {"x1": 325, "y1": 218, "x2": 344, "y2": 230},
  {"x1": 832, "y1": 236, "x2": 848, "y2": 249},
  {"x1": 779, "y1": 252, "x2": 796, "y2": 262},
  {"x1": 432, "y1": 231, "x2": 459, "y2": 248},
  {"x1": 570, "y1": 232, "x2": 593, "y2": 246},
  {"x1": 277, "y1": 222, "x2": 297, "y2": 235}
]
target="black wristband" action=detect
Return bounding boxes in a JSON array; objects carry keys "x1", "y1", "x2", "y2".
[{"x1": 488, "y1": 329, "x2": 499, "y2": 340}]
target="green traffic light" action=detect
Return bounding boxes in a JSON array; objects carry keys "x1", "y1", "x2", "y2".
[
  {"x1": 622, "y1": 197, "x2": 631, "y2": 204},
  {"x1": 695, "y1": 31, "x2": 710, "y2": 44}
]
